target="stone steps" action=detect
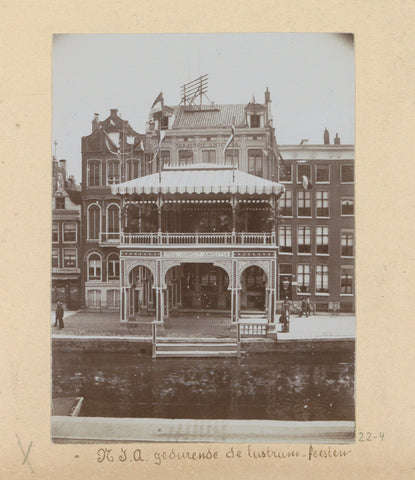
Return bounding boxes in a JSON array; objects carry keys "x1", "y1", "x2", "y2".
[{"x1": 153, "y1": 340, "x2": 239, "y2": 358}]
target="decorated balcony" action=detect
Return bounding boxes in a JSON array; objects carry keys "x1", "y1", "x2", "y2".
[
  {"x1": 106, "y1": 164, "x2": 284, "y2": 250},
  {"x1": 101, "y1": 231, "x2": 276, "y2": 246}
]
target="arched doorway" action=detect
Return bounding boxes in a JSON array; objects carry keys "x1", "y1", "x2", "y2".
[
  {"x1": 240, "y1": 266, "x2": 268, "y2": 312},
  {"x1": 128, "y1": 265, "x2": 154, "y2": 319},
  {"x1": 165, "y1": 263, "x2": 231, "y2": 313}
]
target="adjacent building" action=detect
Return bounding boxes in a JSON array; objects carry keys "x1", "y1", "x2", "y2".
[
  {"x1": 51, "y1": 158, "x2": 81, "y2": 309},
  {"x1": 277, "y1": 130, "x2": 355, "y2": 313},
  {"x1": 80, "y1": 109, "x2": 145, "y2": 310}
]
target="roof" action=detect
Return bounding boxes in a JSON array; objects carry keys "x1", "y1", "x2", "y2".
[
  {"x1": 111, "y1": 164, "x2": 285, "y2": 196},
  {"x1": 171, "y1": 104, "x2": 248, "y2": 130}
]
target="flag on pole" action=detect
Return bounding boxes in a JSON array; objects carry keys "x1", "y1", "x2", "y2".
[
  {"x1": 150, "y1": 92, "x2": 163, "y2": 114},
  {"x1": 103, "y1": 130, "x2": 119, "y2": 155},
  {"x1": 302, "y1": 175, "x2": 313, "y2": 190},
  {"x1": 126, "y1": 134, "x2": 135, "y2": 145},
  {"x1": 149, "y1": 131, "x2": 166, "y2": 164},
  {"x1": 223, "y1": 124, "x2": 236, "y2": 152},
  {"x1": 150, "y1": 147, "x2": 159, "y2": 164}
]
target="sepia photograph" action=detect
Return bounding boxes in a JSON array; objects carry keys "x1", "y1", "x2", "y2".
[{"x1": 51, "y1": 33, "x2": 355, "y2": 443}]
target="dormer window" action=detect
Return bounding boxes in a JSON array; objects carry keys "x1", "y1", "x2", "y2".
[
  {"x1": 250, "y1": 115, "x2": 260, "y2": 128},
  {"x1": 161, "y1": 115, "x2": 169, "y2": 130},
  {"x1": 56, "y1": 197, "x2": 65, "y2": 209}
]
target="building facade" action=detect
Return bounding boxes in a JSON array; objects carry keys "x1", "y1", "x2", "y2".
[
  {"x1": 80, "y1": 109, "x2": 145, "y2": 310},
  {"x1": 78, "y1": 89, "x2": 354, "y2": 318},
  {"x1": 52, "y1": 158, "x2": 81, "y2": 309},
  {"x1": 276, "y1": 131, "x2": 355, "y2": 313}
]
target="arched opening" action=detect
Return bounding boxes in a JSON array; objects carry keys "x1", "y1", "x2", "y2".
[
  {"x1": 107, "y1": 204, "x2": 120, "y2": 240},
  {"x1": 87, "y1": 252, "x2": 102, "y2": 281},
  {"x1": 240, "y1": 266, "x2": 267, "y2": 312},
  {"x1": 165, "y1": 263, "x2": 231, "y2": 313},
  {"x1": 128, "y1": 265, "x2": 154, "y2": 319},
  {"x1": 87, "y1": 204, "x2": 101, "y2": 240}
]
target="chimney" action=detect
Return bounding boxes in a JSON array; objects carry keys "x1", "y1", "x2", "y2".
[
  {"x1": 265, "y1": 87, "x2": 271, "y2": 104},
  {"x1": 324, "y1": 128, "x2": 330, "y2": 145},
  {"x1": 59, "y1": 159, "x2": 67, "y2": 181},
  {"x1": 92, "y1": 113, "x2": 100, "y2": 132},
  {"x1": 110, "y1": 108, "x2": 118, "y2": 116},
  {"x1": 334, "y1": 133, "x2": 341, "y2": 145}
]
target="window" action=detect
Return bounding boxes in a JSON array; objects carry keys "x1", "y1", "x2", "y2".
[
  {"x1": 297, "y1": 264, "x2": 310, "y2": 294},
  {"x1": 316, "y1": 226, "x2": 329, "y2": 254},
  {"x1": 87, "y1": 160, "x2": 101, "y2": 186},
  {"x1": 160, "y1": 115, "x2": 169, "y2": 130},
  {"x1": 316, "y1": 165, "x2": 330, "y2": 183},
  {"x1": 279, "y1": 190, "x2": 292, "y2": 217},
  {"x1": 107, "y1": 289, "x2": 120, "y2": 308},
  {"x1": 107, "y1": 160, "x2": 120, "y2": 184},
  {"x1": 201, "y1": 270, "x2": 217, "y2": 287},
  {"x1": 202, "y1": 150, "x2": 216, "y2": 164},
  {"x1": 107, "y1": 253, "x2": 120, "y2": 280},
  {"x1": 127, "y1": 159, "x2": 140, "y2": 180},
  {"x1": 63, "y1": 223, "x2": 77, "y2": 242},
  {"x1": 316, "y1": 191, "x2": 329, "y2": 217},
  {"x1": 297, "y1": 164, "x2": 311, "y2": 183},
  {"x1": 87, "y1": 289, "x2": 101, "y2": 308},
  {"x1": 52, "y1": 249, "x2": 59, "y2": 268},
  {"x1": 248, "y1": 149, "x2": 263, "y2": 177},
  {"x1": 250, "y1": 115, "x2": 260, "y2": 128},
  {"x1": 279, "y1": 264, "x2": 292, "y2": 300},
  {"x1": 161, "y1": 150, "x2": 170, "y2": 167},
  {"x1": 63, "y1": 248, "x2": 77, "y2": 268},
  {"x1": 88, "y1": 253, "x2": 101, "y2": 280},
  {"x1": 52, "y1": 223, "x2": 59, "y2": 243},
  {"x1": 246, "y1": 266, "x2": 266, "y2": 290},
  {"x1": 341, "y1": 164, "x2": 354, "y2": 183},
  {"x1": 341, "y1": 197, "x2": 354, "y2": 216},
  {"x1": 278, "y1": 225, "x2": 292, "y2": 253},
  {"x1": 298, "y1": 226, "x2": 311, "y2": 254},
  {"x1": 279, "y1": 164, "x2": 292, "y2": 182},
  {"x1": 107, "y1": 205, "x2": 119, "y2": 235},
  {"x1": 225, "y1": 149, "x2": 239, "y2": 167},
  {"x1": 55, "y1": 197, "x2": 65, "y2": 209},
  {"x1": 297, "y1": 190, "x2": 311, "y2": 217},
  {"x1": 341, "y1": 231, "x2": 354, "y2": 257},
  {"x1": 315, "y1": 265, "x2": 329, "y2": 294},
  {"x1": 341, "y1": 266, "x2": 353, "y2": 294},
  {"x1": 87, "y1": 205, "x2": 100, "y2": 240},
  {"x1": 178, "y1": 150, "x2": 193, "y2": 165}
]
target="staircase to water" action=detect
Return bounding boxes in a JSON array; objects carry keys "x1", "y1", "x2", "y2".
[{"x1": 153, "y1": 338, "x2": 240, "y2": 358}]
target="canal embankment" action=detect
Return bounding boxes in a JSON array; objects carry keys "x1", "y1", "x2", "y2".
[{"x1": 51, "y1": 311, "x2": 355, "y2": 354}]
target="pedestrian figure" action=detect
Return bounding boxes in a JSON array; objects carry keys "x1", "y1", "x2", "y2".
[
  {"x1": 305, "y1": 298, "x2": 312, "y2": 317},
  {"x1": 299, "y1": 298, "x2": 307, "y2": 317},
  {"x1": 283, "y1": 299, "x2": 290, "y2": 317},
  {"x1": 279, "y1": 313, "x2": 289, "y2": 332},
  {"x1": 55, "y1": 302, "x2": 64, "y2": 329}
]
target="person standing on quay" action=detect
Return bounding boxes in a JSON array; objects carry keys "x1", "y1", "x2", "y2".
[
  {"x1": 55, "y1": 302, "x2": 64, "y2": 329},
  {"x1": 305, "y1": 298, "x2": 312, "y2": 317}
]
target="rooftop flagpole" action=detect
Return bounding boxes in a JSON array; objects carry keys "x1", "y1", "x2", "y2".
[
  {"x1": 232, "y1": 117, "x2": 236, "y2": 182},
  {"x1": 158, "y1": 93, "x2": 164, "y2": 184}
]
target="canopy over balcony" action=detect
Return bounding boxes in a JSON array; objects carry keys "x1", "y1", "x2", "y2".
[{"x1": 111, "y1": 164, "x2": 285, "y2": 196}]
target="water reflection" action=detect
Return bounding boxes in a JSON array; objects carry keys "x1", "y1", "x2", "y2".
[{"x1": 52, "y1": 352, "x2": 354, "y2": 421}]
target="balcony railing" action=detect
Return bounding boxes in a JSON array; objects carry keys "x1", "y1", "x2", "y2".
[{"x1": 100, "y1": 232, "x2": 276, "y2": 246}]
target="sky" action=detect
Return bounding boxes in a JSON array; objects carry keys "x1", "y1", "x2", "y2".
[{"x1": 53, "y1": 33, "x2": 354, "y2": 182}]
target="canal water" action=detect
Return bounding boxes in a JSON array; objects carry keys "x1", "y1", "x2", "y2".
[{"x1": 52, "y1": 351, "x2": 354, "y2": 421}]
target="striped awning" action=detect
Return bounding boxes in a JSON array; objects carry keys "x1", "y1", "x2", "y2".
[{"x1": 111, "y1": 164, "x2": 285, "y2": 196}]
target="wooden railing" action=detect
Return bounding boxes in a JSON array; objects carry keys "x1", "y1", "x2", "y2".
[{"x1": 111, "y1": 232, "x2": 277, "y2": 246}]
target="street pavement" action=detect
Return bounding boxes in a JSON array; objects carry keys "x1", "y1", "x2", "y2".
[{"x1": 51, "y1": 310, "x2": 355, "y2": 340}]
